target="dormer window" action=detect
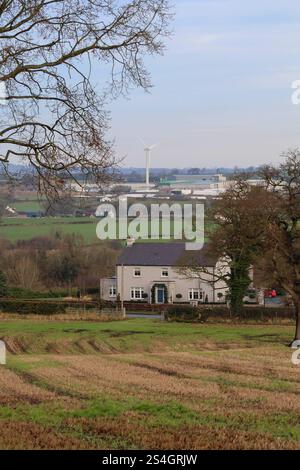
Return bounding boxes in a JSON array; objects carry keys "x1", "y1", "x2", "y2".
[
  {"x1": 161, "y1": 268, "x2": 169, "y2": 278},
  {"x1": 134, "y1": 268, "x2": 141, "y2": 277}
]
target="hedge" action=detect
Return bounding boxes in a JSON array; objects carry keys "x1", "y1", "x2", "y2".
[
  {"x1": 6, "y1": 287, "x2": 72, "y2": 299},
  {"x1": 68, "y1": 301, "x2": 103, "y2": 310},
  {"x1": 234, "y1": 307, "x2": 295, "y2": 321},
  {"x1": 165, "y1": 305, "x2": 202, "y2": 322},
  {"x1": 165, "y1": 306, "x2": 296, "y2": 322},
  {"x1": 0, "y1": 300, "x2": 67, "y2": 315},
  {"x1": 86, "y1": 287, "x2": 100, "y2": 295}
]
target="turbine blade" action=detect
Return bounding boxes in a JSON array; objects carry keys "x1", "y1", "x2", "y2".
[
  {"x1": 138, "y1": 137, "x2": 146, "y2": 147},
  {"x1": 149, "y1": 142, "x2": 159, "y2": 150}
]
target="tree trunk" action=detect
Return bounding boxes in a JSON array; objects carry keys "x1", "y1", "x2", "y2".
[
  {"x1": 294, "y1": 301, "x2": 300, "y2": 341},
  {"x1": 230, "y1": 292, "x2": 244, "y2": 315},
  {"x1": 229, "y1": 260, "x2": 251, "y2": 315},
  {"x1": 229, "y1": 274, "x2": 250, "y2": 315}
]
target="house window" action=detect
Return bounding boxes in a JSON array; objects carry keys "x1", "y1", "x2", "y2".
[
  {"x1": 189, "y1": 289, "x2": 203, "y2": 301},
  {"x1": 134, "y1": 268, "x2": 141, "y2": 277},
  {"x1": 130, "y1": 287, "x2": 144, "y2": 300},
  {"x1": 109, "y1": 286, "x2": 116, "y2": 298},
  {"x1": 161, "y1": 268, "x2": 169, "y2": 278}
]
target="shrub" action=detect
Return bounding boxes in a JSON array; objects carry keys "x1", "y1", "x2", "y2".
[
  {"x1": 70, "y1": 301, "x2": 103, "y2": 310},
  {"x1": 235, "y1": 306, "x2": 295, "y2": 321},
  {"x1": 0, "y1": 300, "x2": 66, "y2": 315},
  {"x1": 165, "y1": 305, "x2": 202, "y2": 322},
  {"x1": 86, "y1": 287, "x2": 100, "y2": 295},
  {"x1": 99, "y1": 299, "x2": 116, "y2": 308},
  {"x1": 165, "y1": 305, "x2": 296, "y2": 323},
  {"x1": 6, "y1": 287, "x2": 71, "y2": 299},
  {"x1": 0, "y1": 271, "x2": 7, "y2": 297}
]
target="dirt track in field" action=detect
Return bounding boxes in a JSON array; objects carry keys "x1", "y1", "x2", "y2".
[{"x1": 1, "y1": 343, "x2": 300, "y2": 450}]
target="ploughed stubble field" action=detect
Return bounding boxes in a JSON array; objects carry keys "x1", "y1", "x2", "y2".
[{"x1": 0, "y1": 318, "x2": 300, "y2": 450}]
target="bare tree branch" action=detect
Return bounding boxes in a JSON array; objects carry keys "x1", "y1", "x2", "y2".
[{"x1": 0, "y1": 0, "x2": 172, "y2": 198}]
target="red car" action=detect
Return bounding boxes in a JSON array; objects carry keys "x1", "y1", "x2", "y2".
[{"x1": 264, "y1": 289, "x2": 277, "y2": 298}]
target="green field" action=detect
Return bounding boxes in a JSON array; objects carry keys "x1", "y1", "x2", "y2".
[
  {"x1": 0, "y1": 216, "x2": 99, "y2": 244},
  {"x1": 0, "y1": 217, "x2": 192, "y2": 244},
  {"x1": 0, "y1": 317, "x2": 299, "y2": 450},
  {"x1": 12, "y1": 200, "x2": 44, "y2": 212}
]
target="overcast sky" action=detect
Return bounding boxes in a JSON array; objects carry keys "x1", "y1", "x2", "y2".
[{"x1": 107, "y1": 0, "x2": 300, "y2": 169}]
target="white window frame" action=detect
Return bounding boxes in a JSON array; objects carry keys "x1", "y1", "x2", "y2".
[
  {"x1": 188, "y1": 289, "x2": 203, "y2": 301},
  {"x1": 109, "y1": 286, "x2": 117, "y2": 298},
  {"x1": 134, "y1": 267, "x2": 141, "y2": 277},
  {"x1": 161, "y1": 268, "x2": 169, "y2": 278},
  {"x1": 130, "y1": 287, "x2": 144, "y2": 300}
]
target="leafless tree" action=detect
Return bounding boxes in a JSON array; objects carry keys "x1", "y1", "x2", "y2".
[
  {"x1": 0, "y1": 0, "x2": 172, "y2": 198},
  {"x1": 178, "y1": 179, "x2": 275, "y2": 313},
  {"x1": 2, "y1": 250, "x2": 42, "y2": 289},
  {"x1": 259, "y1": 149, "x2": 300, "y2": 342}
]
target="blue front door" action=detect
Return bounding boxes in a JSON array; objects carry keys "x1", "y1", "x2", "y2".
[{"x1": 156, "y1": 287, "x2": 165, "y2": 304}]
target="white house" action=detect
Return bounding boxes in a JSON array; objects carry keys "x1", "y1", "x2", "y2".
[{"x1": 100, "y1": 242, "x2": 229, "y2": 305}]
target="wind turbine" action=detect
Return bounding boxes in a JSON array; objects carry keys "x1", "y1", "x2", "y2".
[{"x1": 140, "y1": 139, "x2": 158, "y2": 187}]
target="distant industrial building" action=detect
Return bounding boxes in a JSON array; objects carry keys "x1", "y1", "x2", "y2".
[
  {"x1": 157, "y1": 173, "x2": 228, "y2": 197},
  {"x1": 174, "y1": 174, "x2": 227, "y2": 184}
]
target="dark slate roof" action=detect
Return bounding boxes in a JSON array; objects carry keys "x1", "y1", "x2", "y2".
[{"x1": 117, "y1": 243, "x2": 217, "y2": 267}]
